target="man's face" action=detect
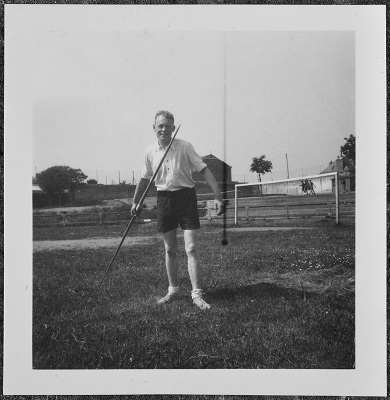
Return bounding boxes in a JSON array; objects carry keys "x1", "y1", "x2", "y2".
[{"x1": 153, "y1": 115, "x2": 175, "y2": 147}]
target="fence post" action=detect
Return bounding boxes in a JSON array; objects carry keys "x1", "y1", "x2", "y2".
[
  {"x1": 100, "y1": 207, "x2": 110, "y2": 226},
  {"x1": 234, "y1": 185, "x2": 238, "y2": 226},
  {"x1": 205, "y1": 200, "x2": 214, "y2": 221},
  {"x1": 286, "y1": 204, "x2": 290, "y2": 219},
  {"x1": 207, "y1": 209, "x2": 213, "y2": 221},
  {"x1": 60, "y1": 211, "x2": 67, "y2": 226},
  {"x1": 335, "y1": 172, "x2": 340, "y2": 224}
]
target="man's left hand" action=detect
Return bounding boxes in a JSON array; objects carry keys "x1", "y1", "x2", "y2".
[{"x1": 215, "y1": 199, "x2": 226, "y2": 216}]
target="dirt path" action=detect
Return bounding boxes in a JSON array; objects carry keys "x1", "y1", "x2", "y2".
[
  {"x1": 33, "y1": 236, "x2": 159, "y2": 252},
  {"x1": 33, "y1": 198, "x2": 152, "y2": 214},
  {"x1": 33, "y1": 227, "x2": 311, "y2": 252}
]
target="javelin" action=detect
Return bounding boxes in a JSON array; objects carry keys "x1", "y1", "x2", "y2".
[{"x1": 98, "y1": 124, "x2": 181, "y2": 288}]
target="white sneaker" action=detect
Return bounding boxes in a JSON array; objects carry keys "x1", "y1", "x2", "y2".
[
  {"x1": 157, "y1": 292, "x2": 179, "y2": 305},
  {"x1": 193, "y1": 296, "x2": 211, "y2": 310}
]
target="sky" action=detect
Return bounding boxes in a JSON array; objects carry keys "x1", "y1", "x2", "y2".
[{"x1": 8, "y1": 7, "x2": 355, "y2": 184}]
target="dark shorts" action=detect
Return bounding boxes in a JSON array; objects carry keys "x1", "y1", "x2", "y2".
[{"x1": 157, "y1": 187, "x2": 200, "y2": 233}]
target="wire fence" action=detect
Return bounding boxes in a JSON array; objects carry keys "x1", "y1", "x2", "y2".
[
  {"x1": 83, "y1": 170, "x2": 141, "y2": 185},
  {"x1": 232, "y1": 165, "x2": 327, "y2": 183},
  {"x1": 82, "y1": 164, "x2": 326, "y2": 186}
]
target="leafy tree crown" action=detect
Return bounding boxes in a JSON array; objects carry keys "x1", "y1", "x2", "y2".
[
  {"x1": 340, "y1": 134, "x2": 355, "y2": 164},
  {"x1": 36, "y1": 166, "x2": 87, "y2": 194},
  {"x1": 250, "y1": 155, "x2": 273, "y2": 182}
]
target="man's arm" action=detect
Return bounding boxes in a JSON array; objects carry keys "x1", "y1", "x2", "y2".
[
  {"x1": 199, "y1": 167, "x2": 225, "y2": 216},
  {"x1": 131, "y1": 178, "x2": 149, "y2": 215}
]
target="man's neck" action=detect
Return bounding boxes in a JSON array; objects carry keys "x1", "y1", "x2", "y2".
[{"x1": 158, "y1": 140, "x2": 171, "y2": 148}]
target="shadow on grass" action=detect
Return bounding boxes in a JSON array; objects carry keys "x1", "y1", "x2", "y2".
[{"x1": 208, "y1": 282, "x2": 315, "y2": 302}]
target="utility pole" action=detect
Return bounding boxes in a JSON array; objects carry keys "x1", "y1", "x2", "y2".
[
  {"x1": 118, "y1": 171, "x2": 120, "y2": 184},
  {"x1": 221, "y1": 31, "x2": 228, "y2": 246},
  {"x1": 96, "y1": 170, "x2": 98, "y2": 184},
  {"x1": 286, "y1": 153, "x2": 290, "y2": 179}
]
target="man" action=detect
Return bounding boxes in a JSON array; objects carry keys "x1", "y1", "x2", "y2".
[
  {"x1": 308, "y1": 179, "x2": 316, "y2": 195},
  {"x1": 131, "y1": 110, "x2": 225, "y2": 310}
]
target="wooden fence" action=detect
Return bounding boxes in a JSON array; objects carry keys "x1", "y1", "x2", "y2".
[{"x1": 33, "y1": 194, "x2": 355, "y2": 227}]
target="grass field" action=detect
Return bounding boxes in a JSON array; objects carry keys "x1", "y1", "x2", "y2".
[{"x1": 33, "y1": 221, "x2": 355, "y2": 370}]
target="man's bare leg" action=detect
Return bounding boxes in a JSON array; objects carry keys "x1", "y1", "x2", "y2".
[
  {"x1": 183, "y1": 229, "x2": 200, "y2": 289},
  {"x1": 158, "y1": 229, "x2": 179, "y2": 304},
  {"x1": 184, "y1": 229, "x2": 211, "y2": 310},
  {"x1": 162, "y1": 229, "x2": 178, "y2": 287}
]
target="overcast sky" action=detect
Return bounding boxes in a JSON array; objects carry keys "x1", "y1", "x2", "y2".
[{"x1": 8, "y1": 6, "x2": 356, "y2": 184}]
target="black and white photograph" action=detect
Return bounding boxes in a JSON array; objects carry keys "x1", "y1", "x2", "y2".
[{"x1": 3, "y1": 4, "x2": 386, "y2": 397}]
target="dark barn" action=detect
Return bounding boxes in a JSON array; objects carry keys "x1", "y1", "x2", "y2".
[{"x1": 192, "y1": 154, "x2": 232, "y2": 183}]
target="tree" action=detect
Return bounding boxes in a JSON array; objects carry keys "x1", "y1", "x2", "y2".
[
  {"x1": 36, "y1": 165, "x2": 87, "y2": 206},
  {"x1": 250, "y1": 155, "x2": 273, "y2": 196},
  {"x1": 250, "y1": 155, "x2": 273, "y2": 182},
  {"x1": 340, "y1": 134, "x2": 356, "y2": 164},
  {"x1": 87, "y1": 179, "x2": 98, "y2": 184}
]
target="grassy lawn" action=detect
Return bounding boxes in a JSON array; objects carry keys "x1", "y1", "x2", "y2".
[{"x1": 33, "y1": 224, "x2": 355, "y2": 369}]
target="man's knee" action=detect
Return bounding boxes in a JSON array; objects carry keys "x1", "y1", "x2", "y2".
[
  {"x1": 162, "y1": 230, "x2": 177, "y2": 256},
  {"x1": 185, "y1": 242, "x2": 197, "y2": 256},
  {"x1": 164, "y1": 243, "x2": 177, "y2": 257}
]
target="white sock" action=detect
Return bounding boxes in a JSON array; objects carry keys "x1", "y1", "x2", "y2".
[
  {"x1": 191, "y1": 289, "x2": 203, "y2": 300},
  {"x1": 168, "y1": 286, "x2": 179, "y2": 294}
]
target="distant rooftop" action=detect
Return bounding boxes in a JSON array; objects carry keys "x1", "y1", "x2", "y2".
[
  {"x1": 321, "y1": 156, "x2": 355, "y2": 174},
  {"x1": 201, "y1": 154, "x2": 232, "y2": 168}
]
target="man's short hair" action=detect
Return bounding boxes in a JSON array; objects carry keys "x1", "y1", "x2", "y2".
[{"x1": 155, "y1": 110, "x2": 174, "y2": 123}]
